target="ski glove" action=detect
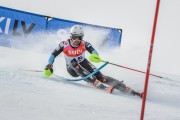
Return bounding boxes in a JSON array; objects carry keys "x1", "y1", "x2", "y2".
[
  {"x1": 89, "y1": 54, "x2": 102, "y2": 63},
  {"x1": 43, "y1": 64, "x2": 53, "y2": 77}
]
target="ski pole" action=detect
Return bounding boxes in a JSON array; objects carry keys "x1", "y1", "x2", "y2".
[
  {"x1": 100, "y1": 60, "x2": 163, "y2": 79},
  {"x1": 19, "y1": 62, "x2": 109, "y2": 81},
  {"x1": 90, "y1": 56, "x2": 175, "y2": 80},
  {"x1": 19, "y1": 69, "x2": 43, "y2": 72}
]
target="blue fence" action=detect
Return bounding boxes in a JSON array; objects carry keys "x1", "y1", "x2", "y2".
[{"x1": 0, "y1": 6, "x2": 122, "y2": 49}]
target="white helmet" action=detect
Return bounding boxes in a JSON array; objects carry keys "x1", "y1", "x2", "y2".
[{"x1": 70, "y1": 25, "x2": 84, "y2": 36}]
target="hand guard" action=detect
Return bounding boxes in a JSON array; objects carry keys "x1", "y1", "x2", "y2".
[
  {"x1": 43, "y1": 64, "x2": 53, "y2": 77},
  {"x1": 89, "y1": 54, "x2": 102, "y2": 63}
]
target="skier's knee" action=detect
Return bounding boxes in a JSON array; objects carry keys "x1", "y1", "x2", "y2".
[
  {"x1": 69, "y1": 72, "x2": 79, "y2": 77},
  {"x1": 71, "y1": 59, "x2": 79, "y2": 68},
  {"x1": 115, "y1": 82, "x2": 127, "y2": 92},
  {"x1": 67, "y1": 65, "x2": 79, "y2": 77},
  {"x1": 94, "y1": 72, "x2": 105, "y2": 82},
  {"x1": 115, "y1": 82, "x2": 133, "y2": 94}
]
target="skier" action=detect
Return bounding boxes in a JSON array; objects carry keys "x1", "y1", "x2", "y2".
[{"x1": 43, "y1": 25, "x2": 143, "y2": 98}]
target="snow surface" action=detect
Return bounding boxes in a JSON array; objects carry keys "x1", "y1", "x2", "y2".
[
  {"x1": 1, "y1": 0, "x2": 180, "y2": 120},
  {"x1": 0, "y1": 45, "x2": 180, "y2": 120}
]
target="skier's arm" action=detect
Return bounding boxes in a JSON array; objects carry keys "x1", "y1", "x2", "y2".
[
  {"x1": 48, "y1": 42, "x2": 64, "y2": 64},
  {"x1": 85, "y1": 41, "x2": 102, "y2": 63},
  {"x1": 85, "y1": 42, "x2": 99, "y2": 55},
  {"x1": 44, "y1": 42, "x2": 64, "y2": 77}
]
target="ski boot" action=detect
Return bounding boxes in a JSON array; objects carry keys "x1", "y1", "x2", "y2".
[
  {"x1": 131, "y1": 90, "x2": 144, "y2": 98},
  {"x1": 93, "y1": 79, "x2": 115, "y2": 93},
  {"x1": 106, "y1": 87, "x2": 115, "y2": 93}
]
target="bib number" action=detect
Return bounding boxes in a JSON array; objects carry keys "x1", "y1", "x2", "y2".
[{"x1": 77, "y1": 56, "x2": 83, "y2": 62}]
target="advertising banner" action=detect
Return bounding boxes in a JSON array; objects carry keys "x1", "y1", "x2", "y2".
[{"x1": 0, "y1": 6, "x2": 122, "y2": 49}]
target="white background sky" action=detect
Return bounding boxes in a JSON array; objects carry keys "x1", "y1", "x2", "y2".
[{"x1": 1, "y1": 0, "x2": 180, "y2": 75}]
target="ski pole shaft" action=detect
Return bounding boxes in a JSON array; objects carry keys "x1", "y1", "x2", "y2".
[
  {"x1": 101, "y1": 60, "x2": 163, "y2": 78},
  {"x1": 19, "y1": 69, "x2": 43, "y2": 72}
]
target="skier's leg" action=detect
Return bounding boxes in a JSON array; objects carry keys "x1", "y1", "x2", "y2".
[
  {"x1": 66, "y1": 65, "x2": 79, "y2": 77},
  {"x1": 72, "y1": 59, "x2": 142, "y2": 97},
  {"x1": 68, "y1": 59, "x2": 93, "y2": 82},
  {"x1": 68, "y1": 59, "x2": 104, "y2": 87},
  {"x1": 78, "y1": 59, "x2": 114, "y2": 92},
  {"x1": 79, "y1": 58, "x2": 106, "y2": 82},
  {"x1": 102, "y1": 76, "x2": 126, "y2": 91},
  {"x1": 103, "y1": 76, "x2": 143, "y2": 98}
]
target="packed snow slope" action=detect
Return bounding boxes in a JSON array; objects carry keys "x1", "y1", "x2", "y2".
[{"x1": 0, "y1": 45, "x2": 180, "y2": 120}]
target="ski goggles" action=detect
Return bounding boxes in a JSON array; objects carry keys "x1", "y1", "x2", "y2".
[{"x1": 71, "y1": 35, "x2": 83, "y2": 40}]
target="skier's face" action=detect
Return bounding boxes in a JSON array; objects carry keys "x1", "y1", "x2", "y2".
[
  {"x1": 71, "y1": 35, "x2": 83, "y2": 41},
  {"x1": 72, "y1": 38, "x2": 81, "y2": 45},
  {"x1": 71, "y1": 35, "x2": 83, "y2": 45}
]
